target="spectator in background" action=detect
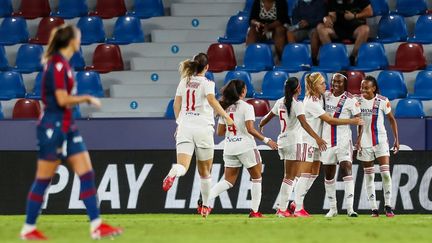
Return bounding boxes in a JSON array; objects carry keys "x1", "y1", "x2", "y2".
[
  {"x1": 287, "y1": 0, "x2": 328, "y2": 65},
  {"x1": 316, "y1": 0, "x2": 373, "y2": 65},
  {"x1": 247, "y1": 0, "x2": 289, "y2": 61}
]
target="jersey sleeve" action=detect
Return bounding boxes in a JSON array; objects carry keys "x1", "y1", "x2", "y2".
[
  {"x1": 308, "y1": 100, "x2": 326, "y2": 118},
  {"x1": 53, "y1": 61, "x2": 67, "y2": 90},
  {"x1": 294, "y1": 101, "x2": 305, "y2": 117},
  {"x1": 203, "y1": 81, "x2": 215, "y2": 96},
  {"x1": 245, "y1": 104, "x2": 256, "y2": 122},
  {"x1": 175, "y1": 80, "x2": 186, "y2": 97},
  {"x1": 271, "y1": 99, "x2": 281, "y2": 115},
  {"x1": 383, "y1": 98, "x2": 392, "y2": 115}
]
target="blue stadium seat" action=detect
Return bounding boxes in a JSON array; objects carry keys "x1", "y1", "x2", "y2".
[
  {"x1": 236, "y1": 44, "x2": 274, "y2": 72},
  {"x1": 299, "y1": 71, "x2": 328, "y2": 99},
  {"x1": 353, "y1": 42, "x2": 388, "y2": 71},
  {"x1": 0, "y1": 102, "x2": 4, "y2": 119},
  {"x1": 76, "y1": 71, "x2": 104, "y2": 97},
  {"x1": 26, "y1": 71, "x2": 43, "y2": 100},
  {"x1": 205, "y1": 71, "x2": 214, "y2": 81},
  {"x1": 274, "y1": 43, "x2": 311, "y2": 72},
  {"x1": 243, "y1": 0, "x2": 254, "y2": 13},
  {"x1": 376, "y1": 14, "x2": 407, "y2": 43},
  {"x1": 51, "y1": 0, "x2": 88, "y2": 19},
  {"x1": 395, "y1": 0, "x2": 427, "y2": 17},
  {"x1": 128, "y1": 0, "x2": 164, "y2": 19},
  {"x1": 73, "y1": 106, "x2": 82, "y2": 119},
  {"x1": 254, "y1": 71, "x2": 288, "y2": 100},
  {"x1": 224, "y1": 70, "x2": 255, "y2": 97},
  {"x1": 409, "y1": 14, "x2": 432, "y2": 44},
  {"x1": 70, "y1": 48, "x2": 86, "y2": 71},
  {"x1": 0, "y1": 71, "x2": 26, "y2": 100},
  {"x1": 311, "y1": 43, "x2": 349, "y2": 72},
  {"x1": 13, "y1": 44, "x2": 43, "y2": 73},
  {"x1": 165, "y1": 99, "x2": 175, "y2": 119},
  {"x1": 410, "y1": 70, "x2": 432, "y2": 100},
  {"x1": 106, "y1": 16, "x2": 144, "y2": 44},
  {"x1": 370, "y1": 0, "x2": 389, "y2": 16},
  {"x1": 77, "y1": 16, "x2": 106, "y2": 45},
  {"x1": 377, "y1": 71, "x2": 407, "y2": 100},
  {"x1": 394, "y1": 99, "x2": 425, "y2": 118},
  {"x1": 0, "y1": 17, "x2": 29, "y2": 45},
  {"x1": 0, "y1": 45, "x2": 9, "y2": 71},
  {"x1": 0, "y1": 0, "x2": 13, "y2": 17},
  {"x1": 218, "y1": 15, "x2": 249, "y2": 44}
]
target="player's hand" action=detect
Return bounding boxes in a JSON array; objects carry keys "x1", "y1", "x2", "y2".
[
  {"x1": 267, "y1": 139, "x2": 278, "y2": 150},
  {"x1": 344, "y1": 11, "x2": 355, "y2": 21},
  {"x1": 355, "y1": 138, "x2": 362, "y2": 152},
  {"x1": 323, "y1": 16, "x2": 333, "y2": 28},
  {"x1": 316, "y1": 137, "x2": 327, "y2": 151},
  {"x1": 87, "y1": 96, "x2": 101, "y2": 108},
  {"x1": 351, "y1": 117, "x2": 364, "y2": 125},
  {"x1": 299, "y1": 20, "x2": 309, "y2": 29},
  {"x1": 393, "y1": 138, "x2": 400, "y2": 154},
  {"x1": 225, "y1": 115, "x2": 235, "y2": 126},
  {"x1": 255, "y1": 21, "x2": 264, "y2": 32}
]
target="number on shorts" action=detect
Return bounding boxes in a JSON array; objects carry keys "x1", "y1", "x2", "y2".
[
  {"x1": 227, "y1": 113, "x2": 237, "y2": 135},
  {"x1": 186, "y1": 89, "x2": 196, "y2": 111},
  {"x1": 279, "y1": 110, "x2": 287, "y2": 133}
]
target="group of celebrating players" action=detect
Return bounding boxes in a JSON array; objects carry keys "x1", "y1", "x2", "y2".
[{"x1": 162, "y1": 52, "x2": 400, "y2": 219}]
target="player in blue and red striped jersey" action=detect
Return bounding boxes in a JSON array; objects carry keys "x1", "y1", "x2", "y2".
[
  {"x1": 356, "y1": 76, "x2": 399, "y2": 217},
  {"x1": 20, "y1": 25, "x2": 122, "y2": 240}
]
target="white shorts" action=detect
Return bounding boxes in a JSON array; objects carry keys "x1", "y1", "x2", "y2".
[
  {"x1": 301, "y1": 143, "x2": 320, "y2": 162},
  {"x1": 224, "y1": 149, "x2": 262, "y2": 169},
  {"x1": 357, "y1": 142, "x2": 390, "y2": 162},
  {"x1": 176, "y1": 125, "x2": 214, "y2": 161},
  {"x1": 278, "y1": 144, "x2": 303, "y2": 161},
  {"x1": 321, "y1": 141, "x2": 353, "y2": 165}
]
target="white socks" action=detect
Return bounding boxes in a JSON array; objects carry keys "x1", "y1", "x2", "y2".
[
  {"x1": 251, "y1": 178, "x2": 262, "y2": 213},
  {"x1": 294, "y1": 173, "x2": 310, "y2": 212},
  {"x1": 200, "y1": 176, "x2": 212, "y2": 207},
  {"x1": 324, "y1": 178, "x2": 337, "y2": 211},
  {"x1": 343, "y1": 175, "x2": 355, "y2": 213},
  {"x1": 380, "y1": 165, "x2": 392, "y2": 207},
  {"x1": 21, "y1": 224, "x2": 36, "y2": 235},
  {"x1": 278, "y1": 178, "x2": 294, "y2": 211},
  {"x1": 364, "y1": 167, "x2": 378, "y2": 210},
  {"x1": 306, "y1": 174, "x2": 318, "y2": 193},
  {"x1": 168, "y1": 164, "x2": 186, "y2": 177},
  {"x1": 90, "y1": 218, "x2": 102, "y2": 232},
  {"x1": 209, "y1": 180, "x2": 233, "y2": 200}
]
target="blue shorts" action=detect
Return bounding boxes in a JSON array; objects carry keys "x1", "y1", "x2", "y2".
[{"x1": 37, "y1": 124, "x2": 87, "y2": 161}]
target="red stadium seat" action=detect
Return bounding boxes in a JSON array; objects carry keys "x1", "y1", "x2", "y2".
[
  {"x1": 29, "y1": 17, "x2": 65, "y2": 45},
  {"x1": 347, "y1": 71, "x2": 365, "y2": 95},
  {"x1": 246, "y1": 98, "x2": 270, "y2": 117},
  {"x1": 12, "y1": 98, "x2": 41, "y2": 119},
  {"x1": 389, "y1": 43, "x2": 427, "y2": 72},
  {"x1": 89, "y1": 0, "x2": 127, "y2": 19},
  {"x1": 85, "y1": 44, "x2": 124, "y2": 73},
  {"x1": 12, "y1": 0, "x2": 50, "y2": 19},
  {"x1": 207, "y1": 43, "x2": 237, "y2": 73}
]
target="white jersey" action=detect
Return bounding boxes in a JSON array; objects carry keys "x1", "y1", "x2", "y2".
[
  {"x1": 322, "y1": 91, "x2": 360, "y2": 147},
  {"x1": 219, "y1": 100, "x2": 257, "y2": 155},
  {"x1": 175, "y1": 76, "x2": 215, "y2": 128},
  {"x1": 302, "y1": 95, "x2": 325, "y2": 148},
  {"x1": 271, "y1": 97, "x2": 305, "y2": 147},
  {"x1": 358, "y1": 94, "x2": 391, "y2": 148}
]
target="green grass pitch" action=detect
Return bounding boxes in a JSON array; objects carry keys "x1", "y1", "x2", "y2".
[{"x1": 1, "y1": 214, "x2": 431, "y2": 243}]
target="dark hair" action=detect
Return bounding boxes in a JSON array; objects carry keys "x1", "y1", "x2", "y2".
[
  {"x1": 364, "y1": 75, "x2": 380, "y2": 95},
  {"x1": 332, "y1": 71, "x2": 348, "y2": 91},
  {"x1": 179, "y1": 53, "x2": 208, "y2": 82},
  {"x1": 44, "y1": 24, "x2": 78, "y2": 62},
  {"x1": 219, "y1": 79, "x2": 246, "y2": 110},
  {"x1": 284, "y1": 77, "x2": 299, "y2": 116}
]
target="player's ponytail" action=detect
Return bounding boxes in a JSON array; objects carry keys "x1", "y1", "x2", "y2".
[
  {"x1": 305, "y1": 72, "x2": 325, "y2": 98},
  {"x1": 284, "y1": 77, "x2": 300, "y2": 116},
  {"x1": 219, "y1": 79, "x2": 246, "y2": 110},
  {"x1": 179, "y1": 53, "x2": 208, "y2": 82},
  {"x1": 43, "y1": 24, "x2": 78, "y2": 63},
  {"x1": 364, "y1": 75, "x2": 380, "y2": 95}
]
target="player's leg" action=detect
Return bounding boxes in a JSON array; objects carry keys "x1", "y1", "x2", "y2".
[
  {"x1": 323, "y1": 164, "x2": 338, "y2": 218},
  {"x1": 293, "y1": 144, "x2": 314, "y2": 217},
  {"x1": 163, "y1": 143, "x2": 193, "y2": 191},
  {"x1": 209, "y1": 154, "x2": 240, "y2": 204},
  {"x1": 277, "y1": 159, "x2": 297, "y2": 216},
  {"x1": 377, "y1": 155, "x2": 394, "y2": 217},
  {"x1": 248, "y1": 162, "x2": 263, "y2": 218},
  {"x1": 195, "y1": 146, "x2": 214, "y2": 217},
  {"x1": 362, "y1": 158, "x2": 379, "y2": 216},
  {"x1": 339, "y1": 161, "x2": 357, "y2": 217}
]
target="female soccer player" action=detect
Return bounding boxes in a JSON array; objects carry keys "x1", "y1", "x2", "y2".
[
  {"x1": 321, "y1": 72, "x2": 361, "y2": 218},
  {"x1": 208, "y1": 79, "x2": 277, "y2": 218},
  {"x1": 259, "y1": 77, "x2": 326, "y2": 217},
  {"x1": 356, "y1": 76, "x2": 399, "y2": 217},
  {"x1": 20, "y1": 25, "x2": 122, "y2": 240},
  {"x1": 162, "y1": 53, "x2": 234, "y2": 217},
  {"x1": 294, "y1": 72, "x2": 363, "y2": 217}
]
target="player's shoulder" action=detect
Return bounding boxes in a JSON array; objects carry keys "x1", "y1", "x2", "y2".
[{"x1": 376, "y1": 94, "x2": 389, "y2": 101}]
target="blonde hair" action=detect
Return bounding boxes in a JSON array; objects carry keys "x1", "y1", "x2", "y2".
[
  {"x1": 179, "y1": 53, "x2": 208, "y2": 82},
  {"x1": 43, "y1": 24, "x2": 78, "y2": 63},
  {"x1": 305, "y1": 72, "x2": 325, "y2": 98}
]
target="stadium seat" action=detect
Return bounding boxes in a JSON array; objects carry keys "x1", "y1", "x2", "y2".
[
  {"x1": 51, "y1": 0, "x2": 88, "y2": 19},
  {"x1": 394, "y1": 99, "x2": 425, "y2": 118},
  {"x1": 377, "y1": 71, "x2": 407, "y2": 100},
  {"x1": 274, "y1": 43, "x2": 311, "y2": 72},
  {"x1": 0, "y1": 46, "x2": 9, "y2": 71},
  {"x1": 224, "y1": 71, "x2": 255, "y2": 98},
  {"x1": 395, "y1": 0, "x2": 427, "y2": 17},
  {"x1": 106, "y1": 16, "x2": 145, "y2": 44},
  {"x1": 370, "y1": 0, "x2": 389, "y2": 16},
  {"x1": 165, "y1": 99, "x2": 175, "y2": 119},
  {"x1": 85, "y1": 44, "x2": 124, "y2": 73},
  {"x1": 77, "y1": 16, "x2": 106, "y2": 45},
  {"x1": 0, "y1": 71, "x2": 26, "y2": 100},
  {"x1": 12, "y1": 98, "x2": 41, "y2": 119},
  {"x1": 12, "y1": 0, "x2": 51, "y2": 19},
  {"x1": 26, "y1": 71, "x2": 43, "y2": 100},
  {"x1": 76, "y1": 71, "x2": 104, "y2": 97},
  {"x1": 299, "y1": 71, "x2": 328, "y2": 99},
  {"x1": 218, "y1": 15, "x2": 250, "y2": 44},
  {"x1": 29, "y1": 17, "x2": 65, "y2": 45},
  {"x1": 254, "y1": 71, "x2": 288, "y2": 100},
  {"x1": 205, "y1": 71, "x2": 214, "y2": 81},
  {"x1": 236, "y1": 43, "x2": 274, "y2": 72},
  {"x1": 347, "y1": 71, "x2": 365, "y2": 95},
  {"x1": 128, "y1": 0, "x2": 164, "y2": 19},
  {"x1": 312, "y1": 43, "x2": 349, "y2": 72},
  {"x1": 246, "y1": 99, "x2": 270, "y2": 117},
  {"x1": 73, "y1": 106, "x2": 82, "y2": 119},
  {"x1": 89, "y1": 0, "x2": 127, "y2": 19},
  {"x1": 70, "y1": 49, "x2": 86, "y2": 71},
  {"x1": 0, "y1": 0, "x2": 13, "y2": 17},
  {"x1": 0, "y1": 17, "x2": 29, "y2": 45},
  {"x1": 410, "y1": 70, "x2": 432, "y2": 100},
  {"x1": 243, "y1": 0, "x2": 254, "y2": 13},
  {"x1": 388, "y1": 43, "x2": 427, "y2": 72},
  {"x1": 0, "y1": 102, "x2": 4, "y2": 119},
  {"x1": 353, "y1": 42, "x2": 388, "y2": 71},
  {"x1": 13, "y1": 44, "x2": 44, "y2": 73},
  {"x1": 409, "y1": 14, "x2": 432, "y2": 44},
  {"x1": 207, "y1": 43, "x2": 237, "y2": 72},
  {"x1": 376, "y1": 14, "x2": 407, "y2": 43}
]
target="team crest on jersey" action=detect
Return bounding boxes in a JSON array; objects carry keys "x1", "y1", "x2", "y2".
[
  {"x1": 46, "y1": 128, "x2": 54, "y2": 139},
  {"x1": 55, "y1": 62, "x2": 63, "y2": 72}
]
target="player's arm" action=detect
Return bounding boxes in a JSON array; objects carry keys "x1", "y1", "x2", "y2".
[
  {"x1": 55, "y1": 90, "x2": 100, "y2": 108},
  {"x1": 207, "y1": 94, "x2": 234, "y2": 126},
  {"x1": 298, "y1": 114, "x2": 327, "y2": 151},
  {"x1": 173, "y1": 95, "x2": 182, "y2": 119},
  {"x1": 319, "y1": 113, "x2": 363, "y2": 126},
  {"x1": 216, "y1": 123, "x2": 226, "y2": 137},
  {"x1": 259, "y1": 112, "x2": 276, "y2": 132},
  {"x1": 387, "y1": 111, "x2": 400, "y2": 154},
  {"x1": 245, "y1": 120, "x2": 278, "y2": 150}
]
